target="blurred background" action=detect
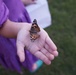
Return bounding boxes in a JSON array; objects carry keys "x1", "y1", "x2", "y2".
[{"x1": 0, "y1": 0, "x2": 76, "y2": 75}]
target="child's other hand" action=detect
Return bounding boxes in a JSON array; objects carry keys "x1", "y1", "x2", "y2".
[
  {"x1": 16, "y1": 24, "x2": 58, "y2": 65},
  {"x1": 22, "y1": 0, "x2": 37, "y2": 5}
]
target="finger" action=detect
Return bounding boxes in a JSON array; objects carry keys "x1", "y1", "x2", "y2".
[
  {"x1": 41, "y1": 48, "x2": 54, "y2": 60},
  {"x1": 44, "y1": 44, "x2": 58, "y2": 57},
  {"x1": 16, "y1": 42, "x2": 25, "y2": 62},
  {"x1": 45, "y1": 35, "x2": 57, "y2": 51},
  {"x1": 44, "y1": 44, "x2": 51, "y2": 52},
  {"x1": 51, "y1": 51, "x2": 58, "y2": 57},
  {"x1": 34, "y1": 51, "x2": 51, "y2": 65}
]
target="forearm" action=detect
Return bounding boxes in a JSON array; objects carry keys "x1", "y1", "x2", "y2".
[
  {"x1": 0, "y1": 19, "x2": 31, "y2": 38},
  {"x1": 21, "y1": 0, "x2": 36, "y2": 6},
  {"x1": 22, "y1": 0, "x2": 25, "y2": 4},
  {"x1": 21, "y1": 0, "x2": 28, "y2": 5}
]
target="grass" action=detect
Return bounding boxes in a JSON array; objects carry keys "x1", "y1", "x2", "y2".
[{"x1": 0, "y1": 0, "x2": 76, "y2": 75}]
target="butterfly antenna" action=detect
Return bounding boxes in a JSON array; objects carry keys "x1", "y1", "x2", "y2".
[{"x1": 33, "y1": 19, "x2": 37, "y2": 24}]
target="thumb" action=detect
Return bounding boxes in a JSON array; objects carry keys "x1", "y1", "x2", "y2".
[{"x1": 16, "y1": 41, "x2": 25, "y2": 62}]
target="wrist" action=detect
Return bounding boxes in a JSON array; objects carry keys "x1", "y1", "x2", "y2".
[{"x1": 0, "y1": 19, "x2": 32, "y2": 38}]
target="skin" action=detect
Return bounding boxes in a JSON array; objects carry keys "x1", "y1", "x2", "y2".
[
  {"x1": 22, "y1": 0, "x2": 37, "y2": 5},
  {"x1": 0, "y1": 19, "x2": 58, "y2": 65},
  {"x1": 0, "y1": 0, "x2": 58, "y2": 72}
]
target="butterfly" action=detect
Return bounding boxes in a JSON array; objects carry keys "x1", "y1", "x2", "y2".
[{"x1": 29, "y1": 19, "x2": 40, "y2": 41}]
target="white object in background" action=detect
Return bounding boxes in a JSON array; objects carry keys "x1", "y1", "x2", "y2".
[{"x1": 25, "y1": 0, "x2": 52, "y2": 28}]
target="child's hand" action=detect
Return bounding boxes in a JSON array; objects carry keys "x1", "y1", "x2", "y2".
[
  {"x1": 22, "y1": 0, "x2": 37, "y2": 5},
  {"x1": 16, "y1": 24, "x2": 58, "y2": 65}
]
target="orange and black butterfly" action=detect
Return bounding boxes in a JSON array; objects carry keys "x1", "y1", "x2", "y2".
[{"x1": 29, "y1": 19, "x2": 40, "y2": 41}]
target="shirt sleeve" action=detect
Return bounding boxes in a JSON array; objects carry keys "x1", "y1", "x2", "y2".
[{"x1": 0, "y1": 0, "x2": 9, "y2": 27}]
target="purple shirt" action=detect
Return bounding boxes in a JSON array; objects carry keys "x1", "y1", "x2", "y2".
[
  {"x1": 0, "y1": 0, "x2": 9, "y2": 25},
  {"x1": 0, "y1": 0, "x2": 38, "y2": 73}
]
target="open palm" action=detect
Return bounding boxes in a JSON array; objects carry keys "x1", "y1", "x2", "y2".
[{"x1": 16, "y1": 27, "x2": 58, "y2": 65}]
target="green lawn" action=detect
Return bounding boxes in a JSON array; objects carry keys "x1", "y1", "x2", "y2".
[{"x1": 0, "y1": 0, "x2": 76, "y2": 75}]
